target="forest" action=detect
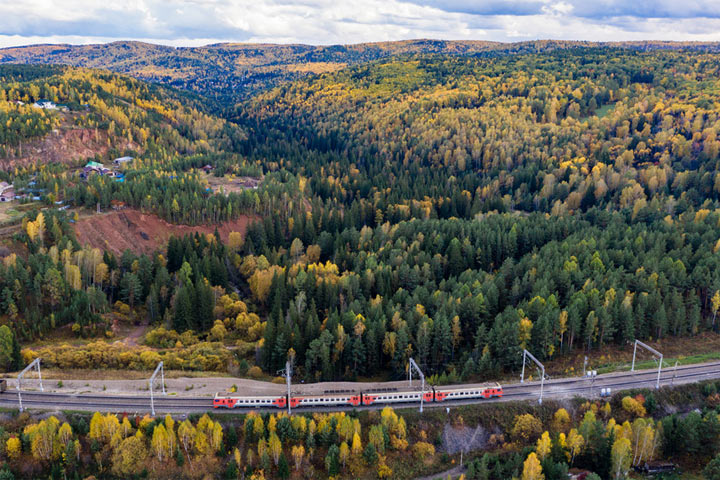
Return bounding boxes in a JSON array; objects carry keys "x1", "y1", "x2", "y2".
[
  {"x1": 0, "y1": 382, "x2": 718, "y2": 479},
  {"x1": 1, "y1": 41, "x2": 720, "y2": 478},
  {"x1": 233, "y1": 48, "x2": 720, "y2": 380},
  {"x1": 3, "y1": 49, "x2": 720, "y2": 384}
]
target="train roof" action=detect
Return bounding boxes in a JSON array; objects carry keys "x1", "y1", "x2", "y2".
[
  {"x1": 433, "y1": 382, "x2": 501, "y2": 392},
  {"x1": 289, "y1": 392, "x2": 360, "y2": 399},
  {"x1": 215, "y1": 392, "x2": 283, "y2": 399}
]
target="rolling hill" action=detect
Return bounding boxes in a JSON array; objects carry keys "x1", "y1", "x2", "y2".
[
  {"x1": 0, "y1": 63, "x2": 245, "y2": 170},
  {"x1": 3, "y1": 39, "x2": 720, "y2": 105}
]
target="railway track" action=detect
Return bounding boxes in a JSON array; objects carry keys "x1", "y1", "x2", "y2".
[{"x1": 0, "y1": 360, "x2": 717, "y2": 415}]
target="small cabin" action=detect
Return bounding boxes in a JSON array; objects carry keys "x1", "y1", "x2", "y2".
[
  {"x1": 0, "y1": 188, "x2": 14, "y2": 202},
  {"x1": 0, "y1": 182, "x2": 15, "y2": 202},
  {"x1": 33, "y1": 99, "x2": 57, "y2": 109},
  {"x1": 113, "y1": 156, "x2": 134, "y2": 166}
]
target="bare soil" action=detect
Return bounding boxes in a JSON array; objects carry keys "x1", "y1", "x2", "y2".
[
  {"x1": 199, "y1": 172, "x2": 262, "y2": 195},
  {"x1": 0, "y1": 125, "x2": 133, "y2": 170},
  {"x1": 73, "y1": 209, "x2": 255, "y2": 255}
]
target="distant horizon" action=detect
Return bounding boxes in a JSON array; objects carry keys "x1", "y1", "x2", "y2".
[
  {"x1": 4, "y1": 37, "x2": 720, "y2": 51},
  {"x1": 3, "y1": 0, "x2": 720, "y2": 49}
]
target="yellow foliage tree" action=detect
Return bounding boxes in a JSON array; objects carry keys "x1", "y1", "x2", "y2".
[
  {"x1": 552, "y1": 408, "x2": 571, "y2": 432},
  {"x1": 566, "y1": 428, "x2": 584, "y2": 465},
  {"x1": 611, "y1": 437, "x2": 632, "y2": 480},
  {"x1": 512, "y1": 414, "x2": 543, "y2": 443},
  {"x1": 339, "y1": 441, "x2": 350, "y2": 468},
  {"x1": 151, "y1": 423, "x2": 170, "y2": 462},
  {"x1": 536, "y1": 431, "x2": 551, "y2": 460},
  {"x1": 268, "y1": 432, "x2": 282, "y2": 466},
  {"x1": 412, "y1": 441, "x2": 436, "y2": 460},
  {"x1": 112, "y1": 435, "x2": 148, "y2": 477},
  {"x1": 621, "y1": 396, "x2": 646, "y2": 418},
  {"x1": 351, "y1": 432, "x2": 363, "y2": 457},
  {"x1": 228, "y1": 232, "x2": 244, "y2": 251},
  {"x1": 522, "y1": 452, "x2": 545, "y2": 480},
  {"x1": 6, "y1": 437, "x2": 21, "y2": 460},
  {"x1": 291, "y1": 444, "x2": 305, "y2": 471}
]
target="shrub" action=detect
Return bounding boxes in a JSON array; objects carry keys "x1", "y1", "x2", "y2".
[
  {"x1": 248, "y1": 366, "x2": 263, "y2": 379},
  {"x1": 412, "y1": 441, "x2": 435, "y2": 460},
  {"x1": 705, "y1": 454, "x2": 720, "y2": 480},
  {"x1": 552, "y1": 408, "x2": 571, "y2": 432},
  {"x1": 512, "y1": 414, "x2": 543, "y2": 443},
  {"x1": 5, "y1": 437, "x2": 20, "y2": 460},
  {"x1": 621, "y1": 396, "x2": 646, "y2": 418}
]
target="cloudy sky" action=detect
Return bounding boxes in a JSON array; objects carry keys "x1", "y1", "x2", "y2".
[{"x1": 2, "y1": 0, "x2": 720, "y2": 48}]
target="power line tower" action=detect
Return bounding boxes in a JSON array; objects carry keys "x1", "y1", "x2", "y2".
[
  {"x1": 17, "y1": 358, "x2": 43, "y2": 412},
  {"x1": 631, "y1": 340, "x2": 663, "y2": 389},
  {"x1": 278, "y1": 359, "x2": 293, "y2": 415},
  {"x1": 520, "y1": 349, "x2": 546, "y2": 405},
  {"x1": 408, "y1": 358, "x2": 426, "y2": 413},
  {"x1": 149, "y1": 361, "x2": 165, "y2": 416}
]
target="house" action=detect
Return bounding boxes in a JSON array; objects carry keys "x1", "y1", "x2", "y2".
[
  {"x1": 32, "y1": 99, "x2": 57, "y2": 109},
  {"x1": 0, "y1": 182, "x2": 13, "y2": 202},
  {"x1": 80, "y1": 161, "x2": 107, "y2": 178},
  {"x1": 85, "y1": 161, "x2": 104, "y2": 170},
  {"x1": 113, "y1": 156, "x2": 134, "y2": 166},
  {"x1": 200, "y1": 164, "x2": 215, "y2": 173},
  {"x1": 237, "y1": 177, "x2": 261, "y2": 189},
  {"x1": 0, "y1": 188, "x2": 14, "y2": 202}
]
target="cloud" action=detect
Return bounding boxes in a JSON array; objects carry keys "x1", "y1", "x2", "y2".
[
  {"x1": 1, "y1": 0, "x2": 720, "y2": 48},
  {"x1": 406, "y1": 0, "x2": 720, "y2": 19}
]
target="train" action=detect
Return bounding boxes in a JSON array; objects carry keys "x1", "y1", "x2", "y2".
[{"x1": 213, "y1": 383, "x2": 503, "y2": 409}]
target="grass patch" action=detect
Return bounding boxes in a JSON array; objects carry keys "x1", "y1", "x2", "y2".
[{"x1": 595, "y1": 103, "x2": 615, "y2": 118}]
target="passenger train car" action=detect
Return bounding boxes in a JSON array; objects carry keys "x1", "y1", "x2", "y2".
[{"x1": 213, "y1": 383, "x2": 502, "y2": 409}]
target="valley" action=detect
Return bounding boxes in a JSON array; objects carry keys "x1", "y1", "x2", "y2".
[{"x1": 1, "y1": 38, "x2": 720, "y2": 479}]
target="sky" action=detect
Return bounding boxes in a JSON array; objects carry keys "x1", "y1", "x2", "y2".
[{"x1": 2, "y1": 0, "x2": 720, "y2": 48}]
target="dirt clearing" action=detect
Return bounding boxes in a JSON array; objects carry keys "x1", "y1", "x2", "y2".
[{"x1": 74, "y1": 209, "x2": 255, "y2": 255}]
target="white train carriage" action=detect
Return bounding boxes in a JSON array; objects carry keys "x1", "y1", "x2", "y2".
[
  {"x1": 362, "y1": 389, "x2": 434, "y2": 406},
  {"x1": 289, "y1": 393, "x2": 362, "y2": 408},
  {"x1": 213, "y1": 393, "x2": 287, "y2": 409},
  {"x1": 433, "y1": 383, "x2": 503, "y2": 402}
]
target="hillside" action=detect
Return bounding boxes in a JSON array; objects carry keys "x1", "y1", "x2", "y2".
[
  {"x1": 241, "y1": 48, "x2": 720, "y2": 215},
  {"x1": 0, "y1": 64, "x2": 245, "y2": 170},
  {"x1": 3, "y1": 39, "x2": 720, "y2": 104},
  {"x1": 225, "y1": 48, "x2": 720, "y2": 382}
]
